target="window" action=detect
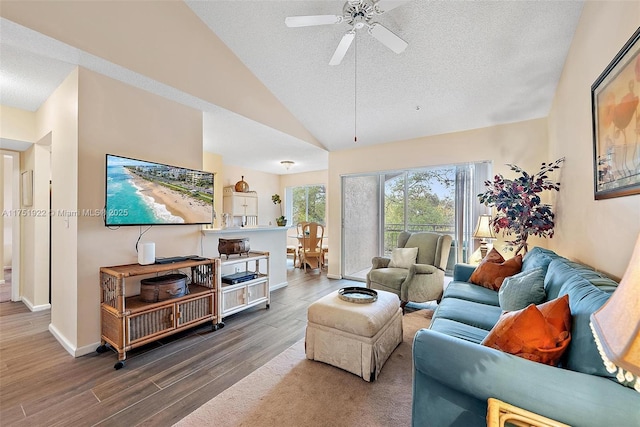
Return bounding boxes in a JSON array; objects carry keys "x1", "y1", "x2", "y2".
[
  {"x1": 342, "y1": 162, "x2": 490, "y2": 280},
  {"x1": 290, "y1": 185, "x2": 326, "y2": 225}
]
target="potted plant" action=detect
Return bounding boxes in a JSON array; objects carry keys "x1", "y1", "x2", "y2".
[
  {"x1": 478, "y1": 158, "x2": 564, "y2": 255},
  {"x1": 272, "y1": 194, "x2": 287, "y2": 226}
]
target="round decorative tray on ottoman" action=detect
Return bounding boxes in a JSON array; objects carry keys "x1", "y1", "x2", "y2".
[{"x1": 338, "y1": 287, "x2": 378, "y2": 304}]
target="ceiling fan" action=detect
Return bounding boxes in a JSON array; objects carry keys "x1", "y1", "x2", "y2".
[{"x1": 285, "y1": 0, "x2": 409, "y2": 66}]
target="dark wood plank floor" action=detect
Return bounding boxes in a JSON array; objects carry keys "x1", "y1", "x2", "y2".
[{"x1": 0, "y1": 264, "x2": 357, "y2": 426}]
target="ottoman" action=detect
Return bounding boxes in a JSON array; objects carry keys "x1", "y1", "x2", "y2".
[{"x1": 305, "y1": 289, "x2": 403, "y2": 382}]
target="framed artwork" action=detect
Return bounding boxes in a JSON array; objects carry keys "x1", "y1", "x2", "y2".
[
  {"x1": 21, "y1": 170, "x2": 33, "y2": 207},
  {"x1": 591, "y1": 27, "x2": 640, "y2": 200}
]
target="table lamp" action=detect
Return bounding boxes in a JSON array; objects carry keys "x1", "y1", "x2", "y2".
[
  {"x1": 473, "y1": 214, "x2": 496, "y2": 258},
  {"x1": 590, "y1": 232, "x2": 640, "y2": 393}
]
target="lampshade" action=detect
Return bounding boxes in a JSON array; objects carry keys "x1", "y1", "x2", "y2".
[
  {"x1": 473, "y1": 214, "x2": 496, "y2": 239},
  {"x1": 590, "y1": 232, "x2": 640, "y2": 392}
]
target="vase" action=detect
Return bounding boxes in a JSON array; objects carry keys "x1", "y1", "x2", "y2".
[
  {"x1": 276, "y1": 218, "x2": 287, "y2": 227},
  {"x1": 235, "y1": 176, "x2": 249, "y2": 192}
]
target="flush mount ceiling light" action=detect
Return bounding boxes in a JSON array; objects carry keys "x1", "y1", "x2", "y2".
[{"x1": 281, "y1": 160, "x2": 295, "y2": 170}]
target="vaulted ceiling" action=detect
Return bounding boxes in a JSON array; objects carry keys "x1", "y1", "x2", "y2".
[{"x1": 0, "y1": 1, "x2": 584, "y2": 174}]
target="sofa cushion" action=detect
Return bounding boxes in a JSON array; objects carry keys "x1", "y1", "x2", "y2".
[
  {"x1": 498, "y1": 267, "x2": 546, "y2": 311},
  {"x1": 388, "y1": 247, "x2": 418, "y2": 269},
  {"x1": 429, "y1": 318, "x2": 490, "y2": 344},
  {"x1": 521, "y1": 246, "x2": 559, "y2": 273},
  {"x1": 544, "y1": 258, "x2": 613, "y2": 300},
  {"x1": 558, "y1": 273, "x2": 619, "y2": 380},
  {"x1": 443, "y1": 281, "x2": 500, "y2": 307},
  {"x1": 481, "y1": 296, "x2": 571, "y2": 366},
  {"x1": 469, "y1": 248, "x2": 523, "y2": 291},
  {"x1": 433, "y1": 297, "x2": 503, "y2": 331}
]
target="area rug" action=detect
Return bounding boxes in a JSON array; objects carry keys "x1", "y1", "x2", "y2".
[{"x1": 175, "y1": 309, "x2": 433, "y2": 427}]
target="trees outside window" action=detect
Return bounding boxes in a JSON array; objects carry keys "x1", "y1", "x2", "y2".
[
  {"x1": 291, "y1": 185, "x2": 326, "y2": 225},
  {"x1": 383, "y1": 168, "x2": 456, "y2": 253}
]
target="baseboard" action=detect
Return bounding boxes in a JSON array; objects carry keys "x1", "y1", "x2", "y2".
[
  {"x1": 76, "y1": 341, "x2": 101, "y2": 357},
  {"x1": 270, "y1": 281, "x2": 288, "y2": 291},
  {"x1": 48, "y1": 323, "x2": 76, "y2": 358},
  {"x1": 21, "y1": 296, "x2": 51, "y2": 312},
  {"x1": 48, "y1": 323, "x2": 100, "y2": 358},
  {"x1": 0, "y1": 280, "x2": 4, "y2": 285},
  {"x1": 327, "y1": 273, "x2": 342, "y2": 280}
]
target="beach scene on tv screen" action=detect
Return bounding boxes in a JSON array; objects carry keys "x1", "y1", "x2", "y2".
[{"x1": 106, "y1": 156, "x2": 213, "y2": 225}]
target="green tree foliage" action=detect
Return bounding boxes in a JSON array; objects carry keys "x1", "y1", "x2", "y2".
[
  {"x1": 292, "y1": 185, "x2": 326, "y2": 225},
  {"x1": 384, "y1": 169, "x2": 455, "y2": 229}
]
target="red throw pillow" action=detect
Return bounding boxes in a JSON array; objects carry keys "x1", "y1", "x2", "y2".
[
  {"x1": 481, "y1": 296, "x2": 572, "y2": 366},
  {"x1": 469, "y1": 248, "x2": 523, "y2": 291},
  {"x1": 538, "y1": 294, "x2": 571, "y2": 334}
]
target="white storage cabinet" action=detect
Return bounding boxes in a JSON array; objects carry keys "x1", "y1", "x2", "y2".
[{"x1": 218, "y1": 251, "x2": 270, "y2": 323}]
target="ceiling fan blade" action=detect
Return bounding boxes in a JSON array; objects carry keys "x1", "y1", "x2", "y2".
[
  {"x1": 329, "y1": 32, "x2": 355, "y2": 66},
  {"x1": 285, "y1": 15, "x2": 342, "y2": 27},
  {"x1": 369, "y1": 23, "x2": 408, "y2": 54},
  {"x1": 374, "y1": 0, "x2": 410, "y2": 13}
]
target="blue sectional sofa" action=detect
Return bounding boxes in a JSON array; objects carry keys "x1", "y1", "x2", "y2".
[{"x1": 412, "y1": 247, "x2": 640, "y2": 427}]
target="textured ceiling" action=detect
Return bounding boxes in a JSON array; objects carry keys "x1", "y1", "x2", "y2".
[
  {"x1": 0, "y1": 1, "x2": 584, "y2": 174},
  {"x1": 187, "y1": 0, "x2": 584, "y2": 151}
]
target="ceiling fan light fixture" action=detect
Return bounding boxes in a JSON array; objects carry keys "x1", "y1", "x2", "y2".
[
  {"x1": 281, "y1": 160, "x2": 295, "y2": 170},
  {"x1": 285, "y1": 0, "x2": 409, "y2": 66}
]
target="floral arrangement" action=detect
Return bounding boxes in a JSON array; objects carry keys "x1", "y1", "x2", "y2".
[
  {"x1": 478, "y1": 158, "x2": 565, "y2": 255},
  {"x1": 272, "y1": 194, "x2": 286, "y2": 225}
]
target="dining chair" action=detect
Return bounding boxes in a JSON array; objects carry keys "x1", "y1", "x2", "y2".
[
  {"x1": 300, "y1": 222, "x2": 324, "y2": 272},
  {"x1": 289, "y1": 222, "x2": 309, "y2": 268}
]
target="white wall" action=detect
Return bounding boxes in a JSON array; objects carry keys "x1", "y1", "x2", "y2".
[
  {"x1": 35, "y1": 68, "x2": 80, "y2": 349},
  {"x1": 29, "y1": 67, "x2": 206, "y2": 355},
  {"x1": 2, "y1": 155, "x2": 10, "y2": 269},
  {"x1": 203, "y1": 151, "x2": 224, "y2": 229},
  {"x1": 19, "y1": 138, "x2": 51, "y2": 310},
  {"x1": 548, "y1": 1, "x2": 640, "y2": 279},
  {"x1": 0, "y1": 105, "x2": 36, "y2": 143},
  {"x1": 74, "y1": 68, "x2": 205, "y2": 353}
]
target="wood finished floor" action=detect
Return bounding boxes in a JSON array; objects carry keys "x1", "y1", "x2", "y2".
[{"x1": 0, "y1": 264, "x2": 356, "y2": 426}]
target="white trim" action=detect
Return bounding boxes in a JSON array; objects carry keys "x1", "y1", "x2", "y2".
[
  {"x1": 48, "y1": 323, "x2": 75, "y2": 357},
  {"x1": 327, "y1": 273, "x2": 342, "y2": 280},
  {"x1": 48, "y1": 323, "x2": 99, "y2": 358},
  {"x1": 76, "y1": 341, "x2": 101, "y2": 357},
  {"x1": 269, "y1": 281, "x2": 288, "y2": 291},
  {"x1": 21, "y1": 295, "x2": 50, "y2": 312},
  {"x1": 0, "y1": 280, "x2": 4, "y2": 285},
  {"x1": 1, "y1": 150, "x2": 22, "y2": 302}
]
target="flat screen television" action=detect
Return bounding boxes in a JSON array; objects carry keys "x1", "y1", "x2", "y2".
[{"x1": 105, "y1": 154, "x2": 214, "y2": 226}]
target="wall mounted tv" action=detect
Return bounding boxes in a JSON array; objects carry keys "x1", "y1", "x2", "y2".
[{"x1": 105, "y1": 154, "x2": 214, "y2": 226}]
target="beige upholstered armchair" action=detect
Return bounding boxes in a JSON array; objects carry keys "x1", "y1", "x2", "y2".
[{"x1": 366, "y1": 232, "x2": 452, "y2": 311}]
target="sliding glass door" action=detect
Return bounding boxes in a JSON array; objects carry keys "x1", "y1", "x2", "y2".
[
  {"x1": 342, "y1": 175, "x2": 381, "y2": 280},
  {"x1": 342, "y1": 162, "x2": 490, "y2": 281}
]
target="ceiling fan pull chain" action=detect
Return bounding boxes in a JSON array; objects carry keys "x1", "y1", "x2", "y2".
[{"x1": 354, "y1": 34, "x2": 358, "y2": 143}]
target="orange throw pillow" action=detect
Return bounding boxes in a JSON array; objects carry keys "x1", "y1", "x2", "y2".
[
  {"x1": 538, "y1": 294, "x2": 571, "y2": 334},
  {"x1": 481, "y1": 296, "x2": 572, "y2": 366},
  {"x1": 469, "y1": 248, "x2": 523, "y2": 291}
]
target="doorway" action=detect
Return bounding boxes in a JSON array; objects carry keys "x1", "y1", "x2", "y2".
[
  {"x1": 2, "y1": 151, "x2": 21, "y2": 303},
  {"x1": 341, "y1": 162, "x2": 491, "y2": 281}
]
